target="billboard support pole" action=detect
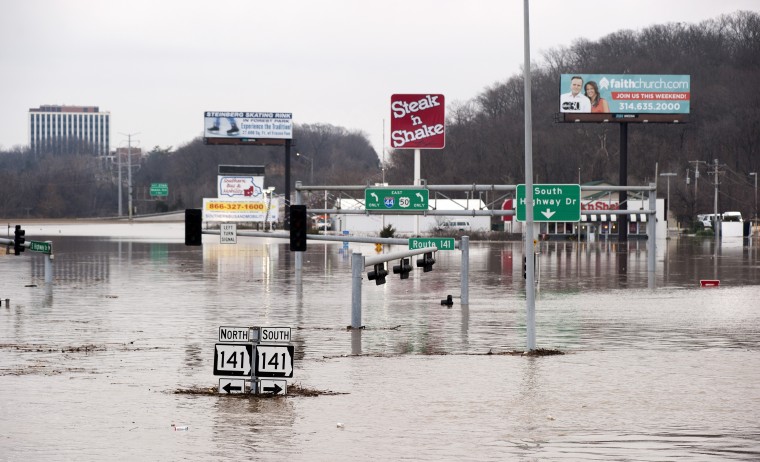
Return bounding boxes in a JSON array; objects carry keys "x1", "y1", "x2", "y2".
[
  {"x1": 285, "y1": 139, "x2": 292, "y2": 230},
  {"x1": 618, "y1": 123, "x2": 628, "y2": 242},
  {"x1": 415, "y1": 148, "x2": 421, "y2": 236}
]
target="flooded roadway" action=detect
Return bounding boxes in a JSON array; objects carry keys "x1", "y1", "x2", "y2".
[{"x1": 1, "y1": 222, "x2": 759, "y2": 461}]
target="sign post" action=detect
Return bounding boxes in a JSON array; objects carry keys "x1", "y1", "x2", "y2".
[
  {"x1": 213, "y1": 326, "x2": 292, "y2": 395},
  {"x1": 391, "y1": 94, "x2": 445, "y2": 235}
]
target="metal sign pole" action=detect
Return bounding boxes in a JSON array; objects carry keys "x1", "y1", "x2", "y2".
[
  {"x1": 460, "y1": 236, "x2": 469, "y2": 304},
  {"x1": 415, "y1": 148, "x2": 421, "y2": 236},
  {"x1": 351, "y1": 252, "x2": 364, "y2": 329},
  {"x1": 523, "y1": 0, "x2": 536, "y2": 351}
]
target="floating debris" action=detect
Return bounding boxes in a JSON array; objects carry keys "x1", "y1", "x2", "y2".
[{"x1": 174, "y1": 383, "x2": 346, "y2": 398}]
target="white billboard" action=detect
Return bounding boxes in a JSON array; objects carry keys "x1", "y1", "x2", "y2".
[
  {"x1": 217, "y1": 175, "x2": 266, "y2": 198},
  {"x1": 204, "y1": 112, "x2": 293, "y2": 139},
  {"x1": 203, "y1": 198, "x2": 280, "y2": 223}
]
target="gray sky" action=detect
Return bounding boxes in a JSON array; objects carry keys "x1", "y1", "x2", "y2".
[{"x1": 1, "y1": 0, "x2": 758, "y2": 157}]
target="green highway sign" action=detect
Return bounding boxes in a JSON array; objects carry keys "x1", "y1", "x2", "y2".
[
  {"x1": 408, "y1": 237, "x2": 455, "y2": 251},
  {"x1": 150, "y1": 183, "x2": 169, "y2": 197},
  {"x1": 365, "y1": 188, "x2": 429, "y2": 211},
  {"x1": 516, "y1": 184, "x2": 581, "y2": 222},
  {"x1": 29, "y1": 240, "x2": 52, "y2": 254}
]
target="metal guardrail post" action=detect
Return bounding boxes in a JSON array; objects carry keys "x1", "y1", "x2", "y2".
[
  {"x1": 460, "y1": 236, "x2": 469, "y2": 304},
  {"x1": 44, "y1": 241, "x2": 53, "y2": 284},
  {"x1": 351, "y1": 252, "x2": 364, "y2": 328}
]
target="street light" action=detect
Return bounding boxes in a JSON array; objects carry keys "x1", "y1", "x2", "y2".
[
  {"x1": 296, "y1": 152, "x2": 313, "y2": 184},
  {"x1": 660, "y1": 172, "x2": 677, "y2": 229}
]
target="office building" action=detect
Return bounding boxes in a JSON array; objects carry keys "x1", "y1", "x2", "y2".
[{"x1": 28, "y1": 105, "x2": 111, "y2": 156}]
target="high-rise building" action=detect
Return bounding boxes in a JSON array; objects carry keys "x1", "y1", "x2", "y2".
[{"x1": 28, "y1": 105, "x2": 111, "y2": 156}]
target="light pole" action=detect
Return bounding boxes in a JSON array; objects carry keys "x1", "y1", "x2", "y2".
[
  {"x1": 750, "y1": 172, "x2": 757, "y2": 221},
  {"x1": 119, "y1": 132, "x2": 140, "y2": 220},
  {"x1": 660, "y1": 172, "x2": 676, "y2": 229},
  {"x1": 296, "y1": 152, "x2": 313, "y2": 184}
]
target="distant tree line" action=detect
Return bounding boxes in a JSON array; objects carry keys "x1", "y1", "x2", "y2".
[
  {"x1": 0, "y1": 124, "x2": 380, "y2": 218},
  {"x1": 1, "y1": 11, "x2": 758, "y2": 225}
]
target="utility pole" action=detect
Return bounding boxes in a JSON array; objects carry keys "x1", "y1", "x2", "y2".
[
  {"x1": 120, "y1": 132, "x2": 140, "y2": 221},
  {"x1": 118, "y1": 147, "x2": 123, "y2": 217},
  {"x1": 750, "y1": 172, "x2": 757, "y2": 221},
  {"x1": 689, "y1": 160, "x2": 703, "y2": 207},
  {"x1": 713, "y1": 159, "x2": 720, "y2": 240}
]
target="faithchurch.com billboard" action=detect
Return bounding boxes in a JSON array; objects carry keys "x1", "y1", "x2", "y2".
[{"x1": 559, "y1": 74, "x2": 690, "y2": 115}]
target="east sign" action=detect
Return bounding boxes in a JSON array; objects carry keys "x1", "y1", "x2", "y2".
[{"x1": 390, "y1": 94, "x2": 445, "y2": 149}]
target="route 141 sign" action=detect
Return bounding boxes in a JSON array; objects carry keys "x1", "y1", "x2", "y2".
[
  {"x1": 213, "y1": 343, "x2": 252, "y2": 376},
  {"x1": 254, "y1": 344, "x2": 294, "y2": 378}
]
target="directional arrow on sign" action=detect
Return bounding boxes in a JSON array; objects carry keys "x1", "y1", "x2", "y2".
[
  {"x1": 516, "y1": 184, "x2": 581, "y2": 222},
  {"x1": 257, "y1": 378, "x2": 288, "y2": 395},
  {"x1": 541, "y1": 209, "x2": 556, "y2": 219},
  {"x1": 263, "y1": 383, "x2": 283, "y2": 394},
  {"x1": 218, "y1": 378, "x2": 247, "y2": 394},
  {"x1": 222, "y1": 382, "x2": 242, "y2": 393}
]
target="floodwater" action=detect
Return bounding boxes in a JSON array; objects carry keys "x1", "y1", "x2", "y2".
[{"x1": 1, "y1": 222, "x2": 759, "y2": 461}]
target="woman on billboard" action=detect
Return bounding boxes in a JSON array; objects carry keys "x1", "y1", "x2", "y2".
[{"x1": 584, "y1": 81, "x2": 610, "y2": 113}]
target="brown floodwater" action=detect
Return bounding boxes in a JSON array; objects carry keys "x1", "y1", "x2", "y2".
[{"x1": 1, "y1": 222, "x2": 759, "y2": 460}]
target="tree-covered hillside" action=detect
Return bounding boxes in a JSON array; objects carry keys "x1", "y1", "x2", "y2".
[{"x1": 386, "y1": 11, "x2": 760, "y2": 223}]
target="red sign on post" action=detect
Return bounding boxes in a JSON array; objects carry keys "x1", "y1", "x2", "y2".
[
  {"x1": 501, "y1": 199, "x2": 513, "y2": 222},
  {"x1": 390, "y1": 94, "x2": 445, "y2": 149}
]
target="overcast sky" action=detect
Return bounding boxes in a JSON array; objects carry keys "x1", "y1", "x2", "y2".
[{"x1": 1, "y1": 0, "x2": 758, "y2": 157}]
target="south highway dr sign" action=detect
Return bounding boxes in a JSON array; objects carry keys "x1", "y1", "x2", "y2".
[{"x1": 516, "y1": 184, "x2": 581, "y2": 222}]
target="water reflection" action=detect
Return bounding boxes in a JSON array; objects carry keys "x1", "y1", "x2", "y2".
[{"x1": 2, "y1": 225, "x2": 759, "y2": 461}]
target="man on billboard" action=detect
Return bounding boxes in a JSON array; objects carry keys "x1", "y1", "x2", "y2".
[{"x1": 560, "y1": 75, "x2": 591, "y2": 113}]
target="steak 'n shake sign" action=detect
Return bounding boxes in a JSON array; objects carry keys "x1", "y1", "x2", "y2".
[{"x1": 390, "y1": 94, "x2": 445, "y2": 149}]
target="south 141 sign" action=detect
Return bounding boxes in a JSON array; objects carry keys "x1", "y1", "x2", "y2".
[{"x1": 516, "y1": 184, "x2": 581, "y2": 222}]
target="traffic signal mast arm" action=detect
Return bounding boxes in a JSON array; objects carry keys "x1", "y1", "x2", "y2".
[{"x1": 364, "y1": 246, "x2": 438, "y2": 268}]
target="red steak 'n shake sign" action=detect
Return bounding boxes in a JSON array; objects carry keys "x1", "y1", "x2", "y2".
[{"x1": 390, "y1": 94, "x2": 445, "y2": 149}]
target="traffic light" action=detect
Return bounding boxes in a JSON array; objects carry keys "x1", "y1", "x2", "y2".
[
  {"x1": 416, "y1": 252, "x2": 435, "y2": 272},
  {"x1": 13, "y1": 225, "x2": 25, "y2": 256},
  {"x1": 367, "y1": 263, "x2": 388, "y2": 285},
  {"x1": 289, "y1": 205, "x2": 307, "y2": 252},
  {"x1": 392, "y1": 258, "x2": 413, "y2": 280},
  {"x1": 185, "y1": 209, "x2": 202, "y2": 246}
]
